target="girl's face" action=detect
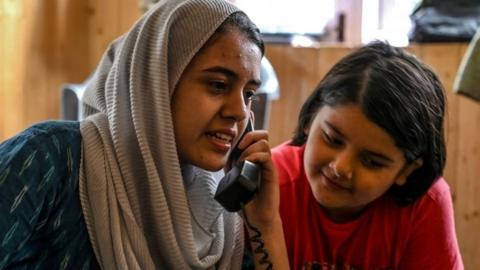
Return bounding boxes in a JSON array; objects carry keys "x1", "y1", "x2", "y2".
[
  {"x1": 304, "y1": 104, "x2": 421, "y2": 222},
  {"x1": 171, "y1": 29, "x2": 262, "y2": 171}
]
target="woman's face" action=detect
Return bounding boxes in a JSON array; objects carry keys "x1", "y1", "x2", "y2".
[
  {"x1": 303, "y1": 104, "x2": 420, "y2": 222},
  {"x1": 171, "y1": 29, "x2": 262, "y2": 171}
]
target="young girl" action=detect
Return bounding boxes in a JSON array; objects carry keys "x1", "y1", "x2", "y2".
[
  {"x1": 273, "y1": 41, "x2": 463, "y2": 269},
  {"x1": 0, "y1": 0, "x2": 287, "y2": 269}
]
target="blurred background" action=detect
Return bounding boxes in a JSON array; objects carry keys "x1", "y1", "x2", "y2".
[{"x1": 1, "y1": 0, "x2": 479, "y2": 268}]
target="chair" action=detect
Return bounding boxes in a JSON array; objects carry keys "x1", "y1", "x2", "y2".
[{"x1": 60, "y1": 82, "x2": 88, "y2": 121}]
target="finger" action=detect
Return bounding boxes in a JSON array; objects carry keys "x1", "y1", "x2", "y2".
[
  {"x1": 237, "y1": 130, "x2": 269, "y2": 150},
  {"x1": 238, "y1": 140, "x2": 272, "y2": 164},
  {"x1": 241, "y1": 152, "x2": 275, "y2": 174}
]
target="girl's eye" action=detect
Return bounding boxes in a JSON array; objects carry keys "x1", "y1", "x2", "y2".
[
  {"x1": 361, "y1": 157, "x2": 385, "y2": 169},
  {"x1": 322, "y1": 131, "x2": 343, "y2": 147}
]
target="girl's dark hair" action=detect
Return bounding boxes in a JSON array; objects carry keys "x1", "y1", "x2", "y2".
[
  {"x1": 210, "y1": 11, "x2": 265, "y2": 56},
  {"x1": 292, "y1": 41, "x2": 446, "y2": 205}
]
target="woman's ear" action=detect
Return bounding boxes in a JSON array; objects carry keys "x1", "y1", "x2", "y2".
[{"x1": 395, "y1": 158, "x2": 423, "y2": 186}]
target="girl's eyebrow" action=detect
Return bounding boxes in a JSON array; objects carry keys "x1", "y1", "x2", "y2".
[
  {"x1": 325, "y1": 121, "x2": 346, "y2": 139},
  {"x1": 325, "y1": 120, "x2": 394, "y2": 163},
  {"x1": 363, "y1": 150, "x2": 394, "y2": 163},
  {"x1": 202, "y1": 66, "x2": 262, "y2": 87}
]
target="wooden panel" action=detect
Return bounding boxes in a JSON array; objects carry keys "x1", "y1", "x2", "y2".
[
  {"x1": 120, "y1": 0, "x2": 142, "y2": 34},
  {"x1": 415, "y1": 44, "x2": 480, "y2": 268},
  {"x1": 87, "y1": 0, "x2": 121, "y2": 70},
  {"x1": 266, "y1": 45, "x2": 320, "y2": 147},
  {"x1": 456, "y1": 95, "x2": 480, "y2": 269},
  {"x1": 0, "y1": 0, "x2": 140, "y2": 142},
  {"x1": 56, "y1": 0, "x2": 91, "y2": 83},
  {"x1": 87, "y1": 0, "x2": 141, "y2": 71},
  {"x1": 19, "y1": 0, "x2": 90, "y2": 127},
  {"x1": 455, "y1": 48, "x2": 480, "y2": 269},
  {"x1": 0, "y1": 0, "x2": 26, "y2": 140},
  {"x1": 21, "y1": 0, "x2": 58, "y2": 126},
  {"x1": 315, "y1": 46, "x2": 353, "y2": 78},
  {"x1": 266, "y1": 45, "x2": 354, "y2": 147},
  {"x1": 415, "y1": 44, "x2": 463, "y2": 198}
]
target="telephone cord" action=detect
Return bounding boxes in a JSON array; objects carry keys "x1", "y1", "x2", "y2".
[{"x1": 241, "y1": 206, "x2": 273, "y2": 270}]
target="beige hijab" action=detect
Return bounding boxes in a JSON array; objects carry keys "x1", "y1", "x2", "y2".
[{"x1": 79, "y1": 0, "x2": 244, "y2": 268}]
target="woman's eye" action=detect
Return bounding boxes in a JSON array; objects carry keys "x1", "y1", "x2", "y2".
[
  {"x1": 244, "y1": 90, "x2": 258, "y2": 101},
  {"x1": 210, "y1": 81, "x2": 227, "y2": 92}
]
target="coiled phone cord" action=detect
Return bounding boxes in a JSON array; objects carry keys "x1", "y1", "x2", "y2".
[{"x1": 241, "y1": 206, "x2": 273, "y2": 270}]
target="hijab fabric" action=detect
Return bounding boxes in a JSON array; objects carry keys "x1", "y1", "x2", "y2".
[{"x1": 78, "y1": 0, "x2": 244, "y2": 268}]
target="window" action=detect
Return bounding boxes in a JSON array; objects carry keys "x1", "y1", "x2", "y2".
[
  {"x1": 362, "y1": 0, "x2": 421, "y2": 46},
  {"x1": 234, "y1": 0, "x2": 421, "y2": 46},
  {"x1": 235, "y1": 0, "x2": 335, "y2": 44}
]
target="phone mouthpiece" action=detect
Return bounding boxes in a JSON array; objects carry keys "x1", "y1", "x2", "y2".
[{"x1": 214, "y1": 160, "x2": 260, "y2": 212}]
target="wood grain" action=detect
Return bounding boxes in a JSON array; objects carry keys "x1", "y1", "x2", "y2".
[{"x1": 455, "y1": 47, "x2": 480, "y2": 269}]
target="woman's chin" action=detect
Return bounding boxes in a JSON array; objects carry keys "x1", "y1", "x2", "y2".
[{"x1": 194, "y1": 159, "x2": 227, "y2": 172}]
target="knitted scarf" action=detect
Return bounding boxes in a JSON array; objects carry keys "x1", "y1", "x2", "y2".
[{"x1": 78, "y1": 0, "x2": 244, "y2": 268}]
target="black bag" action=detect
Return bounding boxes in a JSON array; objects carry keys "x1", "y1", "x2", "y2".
[{"x1": 409, "y1": 0, "x2": 480, "y2": 42}]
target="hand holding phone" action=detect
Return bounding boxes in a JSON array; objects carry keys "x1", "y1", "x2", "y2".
[
  {"x1": 214, "y1": 120, "x2": 260, "y2": 212},
  {"x1": 214, "y1": 120, "x2": 285, "y2": 268}
]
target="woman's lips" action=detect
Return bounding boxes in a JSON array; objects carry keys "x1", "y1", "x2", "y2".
[{"x1": 206, "y1": 131, "x2": 234, "y2": 153}]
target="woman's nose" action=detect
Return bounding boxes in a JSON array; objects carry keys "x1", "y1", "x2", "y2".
[{"x1": 222, "y1": 88, "x2": 248, "y2": 121}]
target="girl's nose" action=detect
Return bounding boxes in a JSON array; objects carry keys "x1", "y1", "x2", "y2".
[{"x1": 329, "y1": 152, "x2": 353, "y2": 180}]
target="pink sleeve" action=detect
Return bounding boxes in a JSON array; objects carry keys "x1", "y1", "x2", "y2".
[{"x1": 399, "y1": 179, "x2": 464, "y2": 270}]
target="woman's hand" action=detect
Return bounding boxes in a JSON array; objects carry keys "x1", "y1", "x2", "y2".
[
  {"x1": 235, "y1": 130, "x2": 278, "y2": 227},
  {"x1": 235, "y1": 130, "x2": 290, "y2": 270}
]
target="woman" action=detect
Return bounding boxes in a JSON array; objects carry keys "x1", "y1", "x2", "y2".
[{"x1": 0, "y1": 0, "x2": 288, "y2": 269}]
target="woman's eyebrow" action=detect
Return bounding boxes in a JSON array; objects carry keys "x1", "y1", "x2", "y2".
[{"x1": 203, "y1": 66, "x2": 262, "y2": 87}]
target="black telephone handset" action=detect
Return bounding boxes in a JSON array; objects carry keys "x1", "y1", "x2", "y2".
[{"x1": 214, "y1": 120, "x2": 260, "y2": 212}]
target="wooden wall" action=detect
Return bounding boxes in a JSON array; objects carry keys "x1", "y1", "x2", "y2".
[
  {"x1": 1, "y1": 1, "x2": 479, "y2": 268},
  {"x1": 0, "y1": 0, "x2": 91, "y2": 139},
  {"x1": 0, "y1": 0, "x2": 140, "y2": 140}
]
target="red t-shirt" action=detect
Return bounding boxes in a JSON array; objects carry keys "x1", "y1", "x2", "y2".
[{"x1": 273, "y1": 143, "x2": 463, "y2": 270}]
